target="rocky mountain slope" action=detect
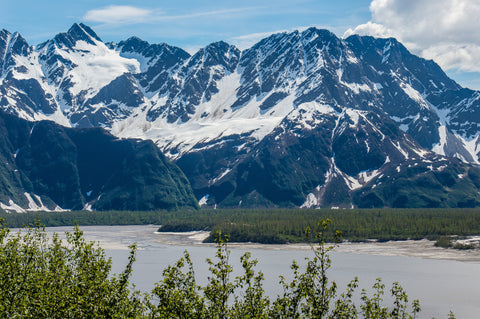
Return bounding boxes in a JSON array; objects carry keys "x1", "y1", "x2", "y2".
[{"x1": 1, "y1": 23, "x2": 480, "y2": 209}]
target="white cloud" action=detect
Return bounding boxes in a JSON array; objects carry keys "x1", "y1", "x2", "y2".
[
  {"x1": 83, "y1": 6, "x2": 258, "y2": 26},
  {"x1": 344, "y1": 0, "x2": 480, "y2": 72},
  {"x1": 83, "y1": 6, "x2": 154, "y2": 24},
  {"x1": 423, "y1": 44, "x2": 480, "y2": 72},
  {"x1": 343, "y1": 22, "x2": 394, "y2": 39},
  {"x1": 160, "y1": 8, "x2": 259, "y2": 21},
  {"x1": 231, "y1": 31, "x2": 287, "y2": 49}
]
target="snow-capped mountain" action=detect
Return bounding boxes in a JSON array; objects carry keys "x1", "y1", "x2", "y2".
[{"x1": 2, "y1": 23, "x2": 480, "y2": 209}]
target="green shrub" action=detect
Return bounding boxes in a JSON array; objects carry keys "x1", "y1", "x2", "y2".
[
  {"x1": 0, "y1": 220, "x2": 144, "y2": 318},
  {"x1": 434, "y1": 236, "x2": 452, "y2": 248}
]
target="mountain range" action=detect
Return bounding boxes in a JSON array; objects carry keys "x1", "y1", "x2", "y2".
[{"x1": 1, "y1": 23, "x2": 480, "y2": 210}]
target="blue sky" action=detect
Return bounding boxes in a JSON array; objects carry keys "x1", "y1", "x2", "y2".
[
  {"x1": 0, "y1": 0, "x2": 371, "y2": 48},
  {"x1": 1, "y1": 0, "x2": 480, "y2": 90}
]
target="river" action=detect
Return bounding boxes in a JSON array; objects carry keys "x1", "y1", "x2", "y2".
[{"x1": 42, "y1": 225, "x2": 480, "y2": 319}]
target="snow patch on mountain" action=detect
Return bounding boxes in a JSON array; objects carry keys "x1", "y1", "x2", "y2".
[
  {"x1": 465, "y1": 137, "x2": 480, "y2": 160},
  {"x1": 192, "y1": 71, "x2": 242, "y2": 120},
  {"x1": 9, "y1": 51, "x2": 43, "y2": 81},
  {"x1": 430, "y1": 125, "x2": 478, "y2": 163},
  {"x1": 411, "y1": 147, "x2": 429, "y2": 159},
  {"x1": 400, "y1": 82, "x2": 425, "y2": 105},
  {"x1": 301, "y1": 152, "x2": 387, "y2": 208},
  {"x1": 357, "y1": 169, "x2": 382, "y2": 186},
  {"x1": 343, "y1": 80, "x2": 372, "y2": 94},
  {"x1": 117, "y1": 51, "x2": 154, "y2": 73},
  {"x1": 210, "y1": 168, "x2": 232, "y2": 185},
  {"x1": 199, "y1": 194, "x2": 210, "y2": 207},
  {"x1": 59, "y1": 40, "x2": 140, "y2": 98},
  {"x1": 285, "y1": 102, "x2": 336, "y2": 131},
  {"x1": 301, "y1": 191, "x2": 320, "y2": 208},
  {"x1": 112, "y1": 71, "x2": 299, "y2": 157},
  {"x1": 394, "y1": 142, "x2": 410, "y2": 159},
  {"x1": 0, "y1": 199, "x2": 26, "y2": 213},
  {"x1": 24, "y1": 193, "x2": 49, "y2": 211},
  {"x1": 432, "y1": 126, "x2": 448, "y2": 156},
  {"x1": 33, "y1": 108, "x2": 71, "y2": 127},
  {"x1": 336, "y1": 68, "x2": 372, "y2": 94}
]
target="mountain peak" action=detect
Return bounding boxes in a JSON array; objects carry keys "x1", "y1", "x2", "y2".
[
  {"x1": 301, "y1": 27, "x2": 335, "y2": 37},
  {"x1": 1, "y1": 29, "x2": 11, "y2": 38},
  {"x1": 299, "y1": 28, "x2": 340, "y2": 48},
  {"x1": 0, "y1": 29, "x2": 11, "y2": 50},
  {"x1": 117, "y1": 36, "x2": 150, "y2": 53},
  {"x1": 190, "y1": 40, "x2": 240, "y2": 71},
  {"x1": 53, "y1": 23, "x2": 102, "y2": 49},
  {"x1": 116, "y1": 36, "x2": 190, "y2": 63},
  {"x1": 125, "y1": 36, "x2": 146, "y2": 44},
  {"x1": 0, "y1": 30, "x2": 30, "y2": 66},
  {"x1": 202, "y1": 40, "x2": 238, "y2": 56},
  {"x1": 67, "y1": 23, "x2": 102, "y2": 43},
  {"x1": 205, "y1": 40, "x2": 232, "y2": 49}
]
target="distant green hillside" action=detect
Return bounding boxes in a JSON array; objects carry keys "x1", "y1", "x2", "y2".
[{"x1": 0, "y1": 112, "x2": 198, "y2": 211}]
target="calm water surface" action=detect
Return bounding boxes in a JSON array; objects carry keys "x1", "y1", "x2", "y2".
[{"x1": 43, "y1": 225, "x2": 480, "y2": 319}]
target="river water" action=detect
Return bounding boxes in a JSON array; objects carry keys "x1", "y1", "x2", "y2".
[{"x1": 42, "y1": 225, "x2": 480, "y2": 319}]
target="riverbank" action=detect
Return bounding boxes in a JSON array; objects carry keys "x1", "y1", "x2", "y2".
[
  {"x1": 6, "y1": 208, "x2": 480, "y2": 245},
  {"x1": 151, "y1": 227, "x2": 480, "y2": 262},
  {"x1": 36, "y1": 225, "x2": 480, "y2": 263}
]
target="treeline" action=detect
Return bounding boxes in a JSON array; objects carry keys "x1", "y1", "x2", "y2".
[
  {"x1": 0, "y1": 209, "x2": 195, "y2": 228},
  {"x1": 2, "y1": 208, "x2": 480, "y2": 243},
  {"x1": 159, "y1": 208, "x2": 480, "y2": 243}
]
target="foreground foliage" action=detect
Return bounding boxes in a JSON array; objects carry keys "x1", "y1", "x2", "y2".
[
  {"x1": 0, "y1": 221, "x2": 143, "y2": 318},
  {"x1": 0, "y1": 219, "x2": 454, "y2": 318}
]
